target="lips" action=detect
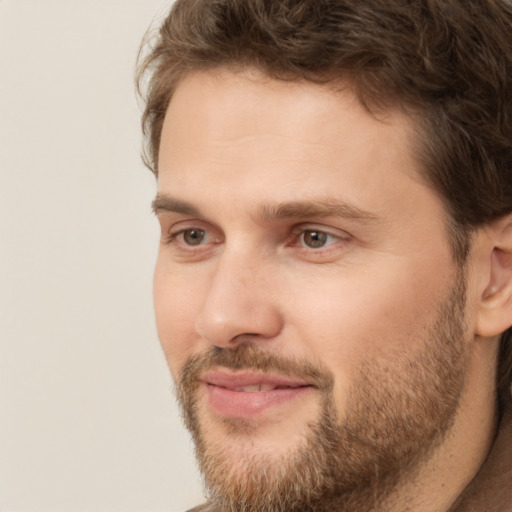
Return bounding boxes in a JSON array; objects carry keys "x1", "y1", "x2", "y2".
[
  {"x1": 230, "y1": 383, "x2": 293, "y2": 392},
  {"x1": 201, "y1": 371, "x2": 313, "y2": 419}
]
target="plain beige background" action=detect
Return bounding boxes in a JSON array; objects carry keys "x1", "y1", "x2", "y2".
[{"x1": 0, "y1": 0, "x2": 204, "y2": 510}]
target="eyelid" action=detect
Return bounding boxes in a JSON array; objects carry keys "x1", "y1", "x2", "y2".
[
  {"x1": 291, "y1": 223, "x2": 351, "y2": 241},
  {"x1": 287, "y1": 224, "x2": 353, "y2": 258},
  {"x1": 165, "y1": 227, "x2": 206, "y2": 245},
  {"x1": 163, "y1": 219, "x2": 222, "y2": 248}
]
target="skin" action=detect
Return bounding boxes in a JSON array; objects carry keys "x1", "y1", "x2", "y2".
[{"x1": 153, "y1": 68, "x2": 504, "y2": 511}]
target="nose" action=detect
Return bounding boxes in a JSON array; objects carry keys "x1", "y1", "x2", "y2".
[{"x1": 194, "y1": 250, "x2": 283, "y2": 348}]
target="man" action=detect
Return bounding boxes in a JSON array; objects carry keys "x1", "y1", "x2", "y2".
[{"x1": 137, "y1": 1, "x2": 512, "y2": 510}]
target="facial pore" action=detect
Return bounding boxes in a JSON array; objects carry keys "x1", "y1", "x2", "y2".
[{"x1": 175, "y1": 272, "x2": 469, "y2": 512}]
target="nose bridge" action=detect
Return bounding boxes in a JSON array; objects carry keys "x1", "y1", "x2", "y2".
[{"x1": 194, "y1": 244, "x2": 282, "y2": 346}]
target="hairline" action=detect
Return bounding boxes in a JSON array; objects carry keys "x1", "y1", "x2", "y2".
[{"x1": 151, "y1": 63, "x2": 473, "y2": 264}]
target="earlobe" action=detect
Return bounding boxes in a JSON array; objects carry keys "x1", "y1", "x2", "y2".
[{"x1": 475, "y1": 218, "x2": 512, "y2": 338}]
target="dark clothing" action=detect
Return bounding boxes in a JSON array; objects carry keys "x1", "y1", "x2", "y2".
[{"x1": 450, "y1": 398, "x2": 512, "y2": 512}]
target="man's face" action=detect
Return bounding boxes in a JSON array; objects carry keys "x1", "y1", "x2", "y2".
[{"x1": 153, "y1": 69, "x2": 471, "y2": 510}]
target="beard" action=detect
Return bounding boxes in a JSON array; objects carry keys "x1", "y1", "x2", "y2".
[{"x1": 175, "y1": 275, "x2": 469, "y2": 512}]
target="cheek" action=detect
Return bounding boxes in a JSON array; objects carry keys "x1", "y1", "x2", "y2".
[
  {"x1": 153, "y1": 259, "x2": 205, "y2": 375},
  {"x1": 287, "y1": 256, "x2": 453, "y2": 397}
]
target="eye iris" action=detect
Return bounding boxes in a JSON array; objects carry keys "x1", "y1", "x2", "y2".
[
  {"x1": 303, "y1": 230, "x2": 328, "y2": 248},
  {"x1": 183, "y1": 229, "x2": 205, "y2": 246}
]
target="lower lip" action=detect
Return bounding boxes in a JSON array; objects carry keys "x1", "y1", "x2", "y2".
[{"x1": 205, "y1": 383, "x2": 312, "y2": 419}]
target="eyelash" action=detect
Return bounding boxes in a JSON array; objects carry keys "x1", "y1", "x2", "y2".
[
  {"x1": 164, "y1": 228, "x2": 209, "y2": 247},
  {"x1": 290, "y1": 228, "x2": 341, "y2": 250},
  {"x1": 163, "y1": 225, "x2": 347, "y2": 253}
]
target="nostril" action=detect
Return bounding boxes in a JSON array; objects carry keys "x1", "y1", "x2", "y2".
[{"x1": 193, "y1": 270, "x2": 284, "y2": 347}]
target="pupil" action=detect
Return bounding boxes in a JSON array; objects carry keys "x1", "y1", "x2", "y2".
[
  {"x1": 304, "y1": 231, "x2": 327, "y2": 248},
  {"x1": 184, "y1": 229, "x2": 205, "y2": 246}
]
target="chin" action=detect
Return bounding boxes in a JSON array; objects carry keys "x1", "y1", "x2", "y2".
[{"x1": 197, "y1": 393, "x2": 322, "y2": 454}]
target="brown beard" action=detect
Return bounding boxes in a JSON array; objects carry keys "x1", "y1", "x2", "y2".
[{"x1": 175, "y1": 275, "x2": 468, "y2": 512}]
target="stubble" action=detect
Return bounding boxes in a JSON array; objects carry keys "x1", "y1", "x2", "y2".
[{"x1": 176, "y1": 275, "x2": 468, "y2": 512}]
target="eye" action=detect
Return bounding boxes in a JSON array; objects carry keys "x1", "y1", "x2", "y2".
[
  {"x1": 163, "y1": 224, "x2": 221, "y2": 254},
  {"x1": 287, "y1": 225, "x2": 352, "y2": 261},
  {"x1": 299, "y1": 229, "x2": 338, "y2": 249},
  {"x1": 301, "y1": 230, "x2": 332, "y2": 249},
  {"x1": 181, "y1": 228, "x2": 206, "y2": 246}
]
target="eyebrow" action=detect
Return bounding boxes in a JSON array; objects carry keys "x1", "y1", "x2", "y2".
[
  {"x1": 259, "y1": 200, "x2": 380, "y2": 223},
  {"x1": 152, "y1": 193, "x2": 380, "y2": 224},
  {"x1": 152, "y1": 194, "x2": 201, "y2": 216}
]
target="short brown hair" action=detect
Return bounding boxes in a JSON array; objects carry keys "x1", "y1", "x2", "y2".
[{"x1": 137, "y1": 0, "x2": 512, "y2": 405}]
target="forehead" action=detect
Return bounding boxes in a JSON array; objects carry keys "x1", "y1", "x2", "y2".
[
  {"x1": 157, "y1": 68, "x2": 438, "y2": 225},
  {"x1": 159, "y1": 68, "x2": 415, "y2": 167}
]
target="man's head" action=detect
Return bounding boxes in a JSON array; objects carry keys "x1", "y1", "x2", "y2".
[{"x1": 138, "y1": 1, "x2": 512, "y2": 510}]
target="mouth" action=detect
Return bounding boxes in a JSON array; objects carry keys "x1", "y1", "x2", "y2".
[{"x1": 201, "y1": 371, "x2": 314, "y2": 419}]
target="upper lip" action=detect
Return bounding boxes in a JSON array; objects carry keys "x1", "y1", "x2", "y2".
[{"x1": 202, "y1": 370, "x2": 312, "y2": 391}]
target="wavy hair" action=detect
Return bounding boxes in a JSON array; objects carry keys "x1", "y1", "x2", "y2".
[{"x1": 137, "y1": 0, "x2": 512, "y2": 405}]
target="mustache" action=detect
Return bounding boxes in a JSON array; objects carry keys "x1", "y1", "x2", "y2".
[{"x1": 177, "y1": 343, "x2": 334, "y2": 392}]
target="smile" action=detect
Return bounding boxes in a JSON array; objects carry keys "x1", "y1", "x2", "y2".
[
  {"x1": 232, "y1": 384, "x2": 301, "y2": 392},
  {"x1": 201, "y1": 371, "x2": 314, "y2": 419}
]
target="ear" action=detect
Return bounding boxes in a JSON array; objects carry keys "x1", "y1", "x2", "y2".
[{"x1": 475, "y1": 215, "x2": 512, "y2": 337}]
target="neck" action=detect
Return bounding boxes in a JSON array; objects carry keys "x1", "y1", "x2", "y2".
[
  {"x1": 197, "y1": 340, "x2": 501, "y2": 512},
  {"x1": 377, "y1": 340, "x2": 499, "y2": 512}
]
